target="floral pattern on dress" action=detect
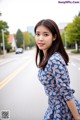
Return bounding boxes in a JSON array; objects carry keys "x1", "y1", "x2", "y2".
[{"x1": 38, "y1": 52, "x2": 80, "y2": 120}]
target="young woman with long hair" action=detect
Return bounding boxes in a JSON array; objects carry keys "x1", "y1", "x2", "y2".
[{"x1": 34, "y1": 19, "x2": 80, "y2": 120}]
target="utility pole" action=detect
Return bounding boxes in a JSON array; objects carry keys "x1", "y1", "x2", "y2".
[
  {"x1": 1, "y1": 29, "x2": 6, "y2": 56},
  {"x1": 0, "y1": 12, "x2": 6, "y2": 56},
  {"x1": 64, "y1": 31, "x2": 67, "y2": 49},
  {"x1": 0, "y1": 12, "x2": 2, "y2": 16}
]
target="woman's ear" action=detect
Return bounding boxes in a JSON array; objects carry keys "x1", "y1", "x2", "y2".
[{"x1": 53, "y1": 34, "x2": 57, "y2": 41}]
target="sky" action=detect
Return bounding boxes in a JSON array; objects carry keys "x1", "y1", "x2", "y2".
[{"x1": 0, "y1": 0, "x2": 80, "y2": 34}]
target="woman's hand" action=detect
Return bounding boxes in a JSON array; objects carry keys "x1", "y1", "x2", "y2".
[{"x1": 74, "y1": 114, "x2": 80, "y2": 120}]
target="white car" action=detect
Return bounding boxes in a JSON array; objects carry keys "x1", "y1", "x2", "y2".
[{"x1": 15, "y1": 48, "x2": 23, "y2": 54}]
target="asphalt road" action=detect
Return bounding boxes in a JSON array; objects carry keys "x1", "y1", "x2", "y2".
[{"x1": 0, "y1": 49, "x2": 80, "y2": 120}]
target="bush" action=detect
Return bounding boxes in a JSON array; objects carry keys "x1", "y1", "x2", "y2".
[
  {"x1": 6, "y1": 43, "x2": 12, "y2": 52},
  {"x1": 71, "y1": 50, "x2": 80, "y2": 54}
]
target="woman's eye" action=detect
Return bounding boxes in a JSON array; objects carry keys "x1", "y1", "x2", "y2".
[
  {"x1": 44, "y1": 34, "x2": 48, "y2": 36},
  {"x1": 35, "y1": 33, "x2": 40, "y2": 36}
]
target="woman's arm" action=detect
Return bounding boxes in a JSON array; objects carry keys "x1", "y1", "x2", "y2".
[
  {"x1": 50, "y1": 55, "x2": 80, "y2": 119},
  {"x1": 66, "y1": 99, "x2": 80, "y2": 120}
]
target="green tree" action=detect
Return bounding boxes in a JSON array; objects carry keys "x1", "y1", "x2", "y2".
[
  {"x1": 65, "y1": 23, "x2": 75, "y2": 45},
  {"x1": 65, "y1": 16, "x2": 80, "y2": 51},
  {"x1": 61, "y1": 32, "x2": 65, "y2": 46},
  {"x1": 28, "y1": 33, "x2": 35, "y2": 47},
  {"x1": 23, "y1": 32, "x2": 30, "y2": 49},
  {"x1": 23, "y1": 32, "x2": 35, "y2": 49},
  {"x1": 16, "y1": 29, "x2": 23, "y2": 48},
  {"x1": 0, "y1": 20, "x2": 9, "y2": 53}
]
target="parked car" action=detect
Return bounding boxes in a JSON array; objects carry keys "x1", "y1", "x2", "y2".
[{"x1": 15, "y1": 48, "x2": 23, "y2": 54}]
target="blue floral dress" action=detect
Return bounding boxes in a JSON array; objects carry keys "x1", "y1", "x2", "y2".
[{"x1": 38, "y1": 52, "x2": 80, "y2": 120}]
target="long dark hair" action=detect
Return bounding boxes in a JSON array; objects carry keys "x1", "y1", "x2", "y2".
[{"x1": 34, "y1": 19, "x2": 69, "y2": 69}]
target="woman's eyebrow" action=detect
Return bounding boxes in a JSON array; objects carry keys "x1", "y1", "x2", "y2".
[
  {"x1": 43, "y1": 32, "x2": 49, "y2": 33},
  {"x1": 36, "y1": 31, "x2": 49, "y2": 33},
  {"x1": 36, "y1": 31, "x2": 40, "y2": 33}
]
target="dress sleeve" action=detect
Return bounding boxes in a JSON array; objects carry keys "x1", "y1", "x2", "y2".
[{"x1": 48, "y1": 55, "x2": 75, "y2": 102}]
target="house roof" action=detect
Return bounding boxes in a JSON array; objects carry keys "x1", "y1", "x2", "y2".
[{"x1": 8, "y1": 34, "x2": 14, "y2": 43}]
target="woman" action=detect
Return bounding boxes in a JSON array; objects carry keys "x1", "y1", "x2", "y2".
[{"x1": 34, "y1": 19, "x2": 80, "y2": 120}]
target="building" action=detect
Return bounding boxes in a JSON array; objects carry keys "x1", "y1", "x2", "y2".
[
  {"x1": 8, "y1": 34, "x2": 16, "y2": 50},
  {"x1": 27, "y1": 26, "x2": 34, "y2": 36}
]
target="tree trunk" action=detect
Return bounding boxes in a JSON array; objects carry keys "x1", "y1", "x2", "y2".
[{"x1": 76, "y1": 42, "x2": 80, "y2": 52}]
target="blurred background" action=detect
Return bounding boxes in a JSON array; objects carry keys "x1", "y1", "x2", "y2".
[{"x1": 0, "y1": 0, "x2": 80, "y2": 120}]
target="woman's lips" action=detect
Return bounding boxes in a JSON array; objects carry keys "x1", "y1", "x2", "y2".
[{"x1": 38, "y1": 43, "x2": 45, "y2": 47}]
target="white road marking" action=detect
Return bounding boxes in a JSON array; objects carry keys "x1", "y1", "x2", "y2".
[
  {"x1": 69, "y1": 62, "x2": 80, "y2": 70},
  {"x1": 71, "y1": 62, "x2": 76, "y2": 66},
  {"x1": 69, "y1": 62, "x2": 76, "y2": 66}
]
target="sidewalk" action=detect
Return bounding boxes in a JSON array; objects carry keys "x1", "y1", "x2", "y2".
[
  {"x1": 0, "y1": 52, "x2": 15, "y2": 59},
  {"x1": 0, "y1": 48, "x2": 35, "y2": 62},
  {"x1": 0, "y1": 52, "x2": 15, "y2": 65},
  {"x1": 0, "y1": 49, "x2": 80, "y2": 60},
  {"x1": 66, "y1": 49, "x2": 80, "y2": 60},
  {"x1": 66, "y1": 49, "x2": 80, "y2": 55}
]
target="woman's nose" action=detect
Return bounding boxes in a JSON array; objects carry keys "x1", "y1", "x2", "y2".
[{"x1": 39, "y1": 35, "x2": 43, "y2": 40}]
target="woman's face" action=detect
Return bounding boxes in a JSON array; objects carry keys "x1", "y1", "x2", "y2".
[{"x1": 35, "y1": 25, "x2": 55, "y2": 55}]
